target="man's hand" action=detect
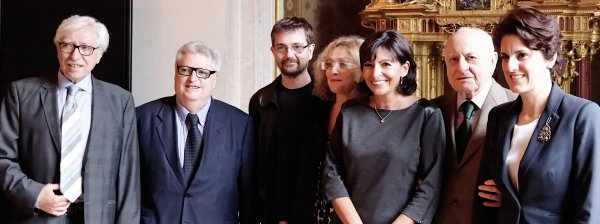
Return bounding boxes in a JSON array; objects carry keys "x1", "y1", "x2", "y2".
[
  {"x1": 478, "y1": 179, "x2": 502, "y2": 207},
  {"x1": 36, "y1": 184, "x2": 71, "y2": 216}
]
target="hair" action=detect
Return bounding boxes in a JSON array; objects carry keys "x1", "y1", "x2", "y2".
[
  {"x1": 358, "y1": 30, "x2": 417, "y2": 95},
  {"x1": 492, "y1": 7, "x2": 561, "y2": 72},
  {"x1": 175, "y1": 41, "x2": 222, "y2": 72},
  {"x1": 446, "y1": 27, "x2": 495, "y2": 57},
  {"x1": 53, "y1": 15, "x2": 110, "y2": 53},
  {"x1": 270, "y1": 16, "x2": 314, "y2": 45},
  {"x1": 312, "y1": 35, "x2": 365, "y2": 101}
]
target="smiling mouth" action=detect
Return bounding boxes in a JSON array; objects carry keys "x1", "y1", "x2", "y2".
[
  {"x1": 186, "y1": 85, "x2": 200, "y2": 89},
  {"x1": 68, "y1": 64, "x2": 83, "y2": 68},
  {"x1": 371, "y1": 80, "x2": 387, "y2": 85},
  {"x1": 509, "y1": 74, "x2": 524, "y2": 80}
]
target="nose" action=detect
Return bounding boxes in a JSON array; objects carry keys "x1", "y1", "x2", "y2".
[
  {"x1": 69, "y1": 48, "x2": 82, "y2": 60},
  {"x1": 506, "y1": 57, "x2": 518, "y2": 72},
  {"x1": 373, "y1": 64, "x2": 383, "y2": 77},
  {"x1": 331, "y1": 63, "x2": 340, "y2": 75},
  {"x1": 189, "y1": 71, "x2": 200, "y2": 81},
  {"x1": 458, "y1": 56, "x2": 469, "y2": 71},
  {"x1": 285, "y1": 47, "x2": 295, "y2": 57}
]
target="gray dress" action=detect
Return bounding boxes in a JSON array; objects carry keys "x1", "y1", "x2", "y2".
[{"x1": 322, "y1": 97, "x2": 445, "y2": 224}]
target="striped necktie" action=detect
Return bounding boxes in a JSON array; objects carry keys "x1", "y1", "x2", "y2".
[{"x1": 60, "y1": 85, "x2": 84, "y2": 202}]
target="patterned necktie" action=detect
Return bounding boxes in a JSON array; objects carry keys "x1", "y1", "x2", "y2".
[
  {"x1": 60, "y1": 85, "x2": 84, "y2": 202},
  {"x1": 455, "y1": 100, "x2": 476, "y2": 162},
  {"x1": 184, "y1": 113, "x2": 201, "y2": 184}
]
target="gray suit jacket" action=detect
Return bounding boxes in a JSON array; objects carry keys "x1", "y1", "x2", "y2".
[
  {"x1": 0, "y1": 74, "x2": 140, "y2": 223},
  {"x1": 432, "y1": 80, "x2": 516, "y2": 224}
]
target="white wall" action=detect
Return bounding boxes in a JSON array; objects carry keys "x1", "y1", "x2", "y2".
[{"x1": 132, "y1": 0, "x2": 277, "y2": 112}]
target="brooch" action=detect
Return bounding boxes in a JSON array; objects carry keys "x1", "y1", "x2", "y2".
[{"x1": 537, "y1": 117, "x2": 552, "y2": 142}]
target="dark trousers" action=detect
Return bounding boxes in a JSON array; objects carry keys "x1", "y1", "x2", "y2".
[{"x1": 66, "y1": 202, "x2": 84, "y2": 224}]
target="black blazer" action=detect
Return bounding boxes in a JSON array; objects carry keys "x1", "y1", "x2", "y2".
[
  {"x1": 136, "y1": 96, "x2": 255, "y2": 224},
  {"x1": 482, "y1": 83, "x2": 600, "y2": 223}
]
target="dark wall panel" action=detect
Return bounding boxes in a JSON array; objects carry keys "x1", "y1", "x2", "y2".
[{"x1": 0, "y1": 0, "x2": 132, "y2": 98}]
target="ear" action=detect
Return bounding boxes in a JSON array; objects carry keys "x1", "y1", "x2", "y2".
[
  {"x1": 94, "y1": 52, "x2": 104, "y2": 65},
  {"x1": 491, "y1": 51, "x2": 498, "y2": 68},
  {"x1": 307, "y1": 43, "x2": 316, "y2": 60},
  {"x1": 547, "y1": 53, "x2": 558, "y2": 68},
  {"x1": 401, "y1": 61, "x2": 410, "y2": 77}
]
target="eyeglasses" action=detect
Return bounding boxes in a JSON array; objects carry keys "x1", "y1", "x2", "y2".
[
  {"x1": 176, "y1": 65, "x2": 217, "y2": 79},
  {"x1": 59, "y1": 43, "x2": 98, "y2": 56},
  {"x1": 273, "y1": 44, "x2": 310, "y2": 54},
  {"x1": 320, "y1": 61, "x2": 356, "y2": 71}
]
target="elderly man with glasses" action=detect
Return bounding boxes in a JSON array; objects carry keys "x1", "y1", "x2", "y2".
[
  {"x1": 136, "y1": 41, "x2": 255, "y2": 224},
  {"x1": 0, "y1": 15, "x2": 140, "y2": 223}
]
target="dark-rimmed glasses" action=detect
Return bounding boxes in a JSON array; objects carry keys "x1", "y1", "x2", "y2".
[
  {"x1": 176, "y1": 65, "x2": 217, "y2": 79},
  {"x1": 59, "y1": 43, "x2": 98, "y2": 56},
  {"x1": 273, "y1": 44, "x2": 309, "y2": 54}
]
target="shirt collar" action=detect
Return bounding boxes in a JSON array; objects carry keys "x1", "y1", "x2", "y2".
[
  {"x1": 456, "y1": 79, "x2": 492, "y2": 111},
  {"x1": 175, "y1": 98, "x2": 211, "y2": 127},
  {"x1": 57, "y1": 71, "x2": 93, "y2": 94}
]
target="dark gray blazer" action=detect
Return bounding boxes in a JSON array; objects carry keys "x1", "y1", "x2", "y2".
[
  {"x1": 0, "y1": 74, "x2": 140, "y2": 223},
  {"x1": 483, "y1": 83, "x2": 600, "y2": 223}
]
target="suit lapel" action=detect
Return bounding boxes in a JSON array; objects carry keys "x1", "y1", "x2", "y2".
[
  {"x1": 497, "y1": 100, "x2": 521, "y2": 200},
  {"x1": 190, "y1": 99, "x2": 225, "y2": 183},
  {"x1": 156, "y1": 97, "x2": 186, "y2": 187},
  {"x1": 441, "y1": 92, "x2": 460, "y2": 168},
  {"x1": 517, "y1": 84, "x2": 563, "y2": 186},
  {"x1": 40, "y1": 76, "x2": 61, "y2": 153},
  {"x1": 461, "y1": 82, "x2": 508, "y2": 166}
]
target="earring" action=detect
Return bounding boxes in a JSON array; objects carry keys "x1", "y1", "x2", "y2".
[{"x1": 400, "y1": 76, "x2": 404, "y2": 85}]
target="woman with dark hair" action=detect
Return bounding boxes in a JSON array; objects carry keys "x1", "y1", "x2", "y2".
[
  {"x1": 322, "y1": 30, "x2": 445, "y2": 224},
  {"x1": 481, "y1": 7, "x2": 600, "y2": 223}
]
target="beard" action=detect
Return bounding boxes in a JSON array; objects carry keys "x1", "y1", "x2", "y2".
[{"x1": 279, "y1": 57, "x2": 308, "y2": 78}]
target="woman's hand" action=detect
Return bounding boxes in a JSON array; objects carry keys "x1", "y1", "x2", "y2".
[
  {"x1": 391, "y1": 214, "x2": 416, "y2": 224},
  {"x1": 332, "y1": 197, "x2": 363, "y2": 224},
  {"x1": 478, "y1": 179, "x2": 502, "y2": 207}
]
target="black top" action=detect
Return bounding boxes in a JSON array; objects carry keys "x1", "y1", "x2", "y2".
[
  {"x1": 273, "y1": 82, "x2": 314, "y2": 219},
  {"x1": 322, "y1": 97, "x2": 445, "y2": 224},
  {"x1": 249, "y1": 76, "x2": 330, "y2": 224}
]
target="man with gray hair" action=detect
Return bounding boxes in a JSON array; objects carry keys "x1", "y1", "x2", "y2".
[
  {"x1": 136, "y1": 41, "x2": 255, "y2": 224},
  {"x1": 0, "y1": 15, "x2": 140, "y2": 223},
  {"x1": 432, "y1": 27, "x2": 516, "y2": 224}
]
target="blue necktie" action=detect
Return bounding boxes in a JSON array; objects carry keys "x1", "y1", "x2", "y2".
[{"x1": 60, "y1": 85, "x2": 83, "y2": 202}]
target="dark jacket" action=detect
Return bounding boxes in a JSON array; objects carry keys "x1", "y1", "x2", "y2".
[
  {"x1": 248, "y1": 75, "x2": 329, "y2": 224},
  {"x1": 481, "y1": 83, "x2": 600, "y2": 223},
  {"x1": 136, "y1": 97, "x2": 255, "y2": 224}
]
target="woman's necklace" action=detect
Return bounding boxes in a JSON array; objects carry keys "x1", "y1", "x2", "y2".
[{"x1": 374, "y1": 107, "x2": 393, "y2": 123}]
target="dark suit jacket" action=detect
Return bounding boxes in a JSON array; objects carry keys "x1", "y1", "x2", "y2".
[
  {"x1": 483, "y1": 83, "x2": 600, "y2": 223},
  {"x1": 433, "y1": 81, "x2": 516, "y2": 224},
  {"x1": 0, "y1": 74, "x2": 140, "y2": 223},
  {"x1": 136, "y1": 96, "x2": 255, "y2": 224}
]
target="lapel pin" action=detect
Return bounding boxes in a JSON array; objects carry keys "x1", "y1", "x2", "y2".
[{"x1": 537, "y1": 117, "x2": 552, "y2": 143}]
